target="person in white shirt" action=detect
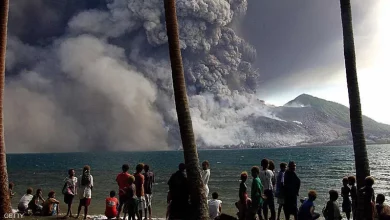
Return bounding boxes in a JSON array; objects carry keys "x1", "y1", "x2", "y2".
[
  {"x1": 208, "y1": 192, "x2": 222, "y2": 219},
  {"x1": 62, "y1": 169, "x2": 78, "y2": 217},
  {"x1": 259, "y1": 159, "x2": 276, "y2": 220},
  {"x1": 18, "y1": 188, "x2": 34, "y2": 213},
  {"x1": 76, "y1": 165, "x2": 93, "y2": 220},
  {"x1": 201, "y1": 160, "x2": 211, "y2": 198}
]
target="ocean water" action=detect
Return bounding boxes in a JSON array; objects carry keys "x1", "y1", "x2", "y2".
[{"x1": 6, "y1": 144, "x2": 390, "y2": 217}]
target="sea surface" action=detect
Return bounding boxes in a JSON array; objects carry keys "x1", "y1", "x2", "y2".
[{"x1": 6, "y1": 144, "x2": 390, "y2": 217}]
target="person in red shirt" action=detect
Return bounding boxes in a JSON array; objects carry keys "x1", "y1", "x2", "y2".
[
  {"x1": 105, "y1": 191, "x2": 119, "y2": 219},
  {"x1": 116, "y1": 164, "x2": 130, "y2": 219},
  {"x1": 134, "y1": 163, "x2": 145, "y2": 220}
]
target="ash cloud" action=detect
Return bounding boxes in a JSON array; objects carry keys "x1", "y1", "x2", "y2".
[{"x1": 5, "y1": 0, "x2": 277, "y2": 153}]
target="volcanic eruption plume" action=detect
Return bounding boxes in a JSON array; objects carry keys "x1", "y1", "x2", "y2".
[{"x1": 4, "y1": 0, "x2": 280, "y2": 153}]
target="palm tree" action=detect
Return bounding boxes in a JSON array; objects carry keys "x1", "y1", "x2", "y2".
[
  {"x1": 163, "y1": 0, "x2": 208, "y2": 219},
  {"x1": 339, "y1": 0, "x2": 370, "y2": 218},
  {"x1": 0, "y1": 0, "x2": 11, "y2": 217}
]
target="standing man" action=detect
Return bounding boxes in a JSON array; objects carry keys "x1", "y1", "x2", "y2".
[
  {"x1": 116, "y1": 164, "x2": 131, "y2": 219},
  {"x1": 168, "y1": 163, "x2": 189, "y2": 220},
  {"x1": 283, "y1": 161, "x2": 301, "y2": 220},
  {"x1": 259, "y1": 159, "x2": 276, "y2": 220},
  {"x1": 134, "y1": 163, "x2": 146, "y2": 220},
  {"x1": 143, "y1": 164, "x2": 155, "y2": 220}
]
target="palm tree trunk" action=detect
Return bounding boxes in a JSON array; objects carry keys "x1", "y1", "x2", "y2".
[
  {"x1": 0, "y1": 0, "x2": 11, "y2": 217},
  {"x1": 339, "y1": 0, "x2": 370, "y2": 219},
  {"x1": 163, "y1": 0, "x2": 208, "y2": 219}
]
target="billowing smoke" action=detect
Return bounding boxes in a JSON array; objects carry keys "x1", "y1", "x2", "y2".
[{"x1": 5, "y1": 0, "x2": 275, "y2": 153}]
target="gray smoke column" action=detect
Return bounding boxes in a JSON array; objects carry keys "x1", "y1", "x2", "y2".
[{"x1": 5, "y1": 0, "x2": 275, "y2": 152}]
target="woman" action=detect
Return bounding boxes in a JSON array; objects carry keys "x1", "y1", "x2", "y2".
[
  {"x1": 63, "y1": 169, "x2": 77, "y2": 217},
  {"x1": 201, "y1": 161, "x2": 211, "y2": 198},
  {"x1": 76, "y1": 165, "x2": 94, "y2": 220},
  {"x1": 28, "y1": 189, "x2": 45, "y2": 215}
]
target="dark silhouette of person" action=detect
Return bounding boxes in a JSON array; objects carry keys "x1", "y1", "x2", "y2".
[
  {"x1": 167, "y1": 163, "x2": 189, "y2": 220},
  {"x1": 283, "y1": 161, "x2": 301, "y2": 220}
]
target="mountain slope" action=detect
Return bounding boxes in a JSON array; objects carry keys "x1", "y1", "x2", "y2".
[
  {"x1": 198, "y1": 93, "x2": 390, "y2": 149},
  {"x1": 274, "y1": 94, "x2": 390, "y2": 145}
]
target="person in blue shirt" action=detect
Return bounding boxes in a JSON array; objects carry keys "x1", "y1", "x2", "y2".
[{"x1": 298, "y1": 190, "x2": 320, "y2": 220}]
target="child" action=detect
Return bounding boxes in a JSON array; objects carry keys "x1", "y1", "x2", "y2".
[
  {"x1": 276, "y1": 163, "x2": 287, "y2": 220},
  {"x1": 298, "y1": 190, "x2": 320, "y2": 220},
  {"x1": 105, "y1": 191, "x2": 119, "y2": 219},
  {"x1": 348, "y1": 176, "x2": 357, "y2": 220},
  {"x1": 341, "y1": 177, "x2": 352, "y2": 220},
  {"x1": 359, "y1": 176, "x2": 375, "y2": 220},
  {"x1": 268, "y1": 160, "x2": 277, "y2": 188},
  {"x1": 125, "y1": 175, "x2": 140, "y2": 220},
  {"x1": 166, "y1": 190, "x2": 171, "y2": 220},
  {"x1": 9, "y1": 182, "x2": 15, "y2": 199},
  {"x1": 251, "y1": 166, "x2": 263, "y2": 220},
  {"x1": 208, "y1": 192, "x2": 222, "y2": 219},
  {"x1": 323, "y1": 190, "x2": 342, "y2": 220},
  {"x1": 42, "y1": 191, "x2": 60, "y2": 216},
  {"x1": 201, "y1": 161, "x2": 211, "y2": 198},
  {"x1": 236, "y1": 171, "x2": 252, "y2": 220},
  {"x1": 374, "y1": 194, "x2": 390, "y2": 220}
]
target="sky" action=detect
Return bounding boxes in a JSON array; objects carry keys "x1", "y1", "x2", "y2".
[
  {"x1": 4, "y1": 0, "x2": 390, "y2": 153},
  {"x1": 241, "y1": 0, "x2": 390, "y2": 124}
]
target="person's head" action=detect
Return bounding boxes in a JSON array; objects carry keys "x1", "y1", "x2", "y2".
[
  {"x1": 36, "y1": 189, "x2": 42, "y2": 196},
  {"x1": 136, "y1": 163, "x2": 144, "y2": 173},
  {"x1": 212, "y1": 192, "x2": 218, "y2": 199},
  {"x1": 83, "y1": 165, "x2": 91, "y2": 173},
  {"x1": 202, "y1": 161, "x2": 210, "y2": 170},
  {"x1": 240, "y1": 171, "x2": 248, "y2": 182},
  {"x1": 268, "y1": 160, "x2": 275, "y2": 171},
  {"x1": 308, "y1": 190, "x2": 317, "y2": 201},
  {"x1": 376, "y1": 194, "x2": 385, "y2": 205},
  {"x1": 122, "y1": 164, "x2": 130, "y2": 173},
  {"x1": 251, "y1": 166, "x2": 260, "y2": 178},
  {"x1": 48, "y1": 191, "x2": 55, "y2": 198},
  {"x1": 110, "y1": 190, "x2": 116, "y2": 198},
  {"x1": 9, "y1": 182, "x2": 14, "y2": 190},
  {"x1": 365, "y1": 176, "x2": 375, "y2": 187},
  {"x1": 144, "y1": 164, "x2": 150, "y2": 172},
  {"x1": 26, "y1": 188, "x2": 33, "y2": 194},
  {"x1": 68, "y1": 169, "x2": 75, "y2": 177},
  {"x1": 178, "y1": 163, "x2": 186, "y2": 172},
  {"x1": 128, "y1": 175, "x2": 135, "y2": 184},
  {"x1": 280, "y1": 163, "x2": 287, "y2": 172},
  {"x1": 288, "y1": 161, "x2": 296, "y2": 171},
  {"x1": 261, "y1": 159, "x2": 269, "y2": 170},
  {"x1": 329, "y1": 190, "x2": 338, "y2": 201},
  {"x1": 348, "y1": 176, "x2": 356, "y2": 186},
  {"x1": 342, "y1": 177, "x2": 349, "y2": 186}
]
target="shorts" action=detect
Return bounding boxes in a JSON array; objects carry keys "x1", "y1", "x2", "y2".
[
  {"x1": 138, "y1": 196, "x2": 146, "y2": 211},
  {"x1": 80, "y1": 198, "x2": 91, "y2": 207},
  {"x1": 277, "y1": 197, "x2": 284, "y2": 205},
  {"x1": 145, "y1": 194, "x2": 152, "y2": 207},
  {"x1": 64, "y1": 194, "x2": 75, "y2": 204}
]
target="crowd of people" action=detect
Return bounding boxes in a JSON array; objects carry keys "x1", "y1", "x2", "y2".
[{"x1": 8, "y1": 158, "x2": 390, "y2": 220}]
